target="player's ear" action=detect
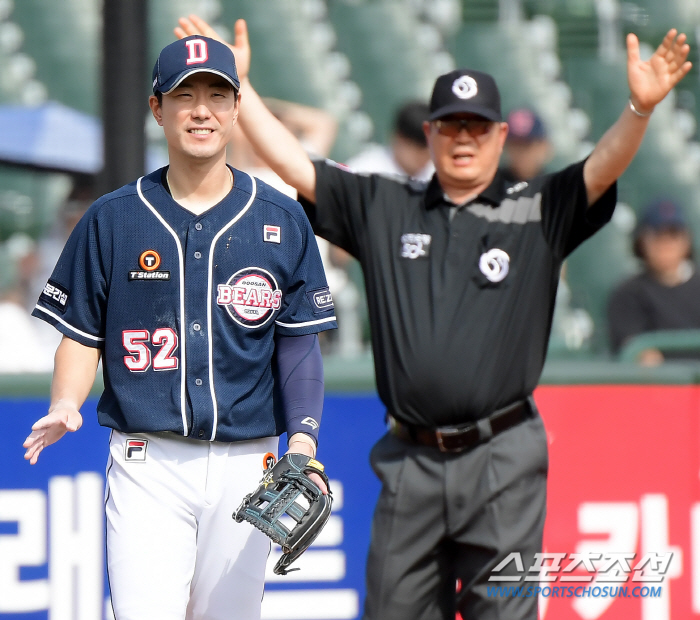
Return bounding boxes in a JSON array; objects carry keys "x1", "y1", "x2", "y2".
[
  {"x1": 149, "y1": 95, "x2": 163, "y2": 126},
  {"x1": 496, "y1": 121, "x2": 508, "y2": 151},
  {"x1": 230, "y1": 90, "x2": 241, "y2": 126}
]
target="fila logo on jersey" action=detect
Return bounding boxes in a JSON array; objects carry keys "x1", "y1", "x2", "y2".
[
  {"x1": 217, "y1": 267, "x2": 282, "y2": 328},
  {"x1": 306, "y1": 287, "x2": 334, "y2": 314},
  {"x1": 264, "y1": 225, "x2": 281, "y2": 243},
  {"x1": 124, "y1": 439, "x2": 148, "y2": 462},
  {"x1": 301, "y1": 417, "x2": 320, "y2": 430},
  {"x1": 185, "y1": 39, "x2": 208, "y2": 65},
  {"x1": 40, "y1": 280, "x2": 69, "y2": 312},
  {"x1": 479, "y1": 248, "x2": 510, "y2": 283},
  {"x1": 400, "y1": 233, "x2": 431, "y2": 259},
  {"x1": 130, "y1": 250, "x2": 171, "y2": 281}
]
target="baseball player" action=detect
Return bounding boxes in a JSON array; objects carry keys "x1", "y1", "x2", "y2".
[
  {"x1": 23, "y1": 35, "x2": 336, "y2": 620},
  {"x1": 176, "y1": 16, "x2": 690, "y2": 620}
]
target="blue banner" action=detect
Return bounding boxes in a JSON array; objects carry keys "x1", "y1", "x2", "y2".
[{"x1": 0, "y1": 394, "x2": 386, "y2": 620}]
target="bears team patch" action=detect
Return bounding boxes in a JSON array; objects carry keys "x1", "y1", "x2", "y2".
[{"x1": 216, "y1": 267, "x2": 282, "y2": 328}]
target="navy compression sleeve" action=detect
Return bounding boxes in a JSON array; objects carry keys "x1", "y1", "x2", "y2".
[{"x1": 274, "y1": 333, "x2": 324, "y2": 445}]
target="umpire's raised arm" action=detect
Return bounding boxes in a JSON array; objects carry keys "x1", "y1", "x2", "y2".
[
  {"x1": 583, "y1": 30, "x2": 691, "y2": 205},
  {"x1": 175, "y1": 16, "x2": 317, "y2": 202}
]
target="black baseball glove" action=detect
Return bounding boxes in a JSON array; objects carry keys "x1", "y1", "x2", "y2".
[{"x1": 233, "y1": 453, "x2": 333, "y2": 575}]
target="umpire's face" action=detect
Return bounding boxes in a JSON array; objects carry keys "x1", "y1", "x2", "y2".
[
  {"x1": 424, "y1": 113, "x2": 508, "y2": 193},
  {"x1": 150, "y1": 72, "x2": 240, "y2": 163}
]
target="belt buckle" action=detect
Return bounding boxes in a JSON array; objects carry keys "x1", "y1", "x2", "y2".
[{"x1": 435, "y1": 426, "x2": 465, "y2": 453}]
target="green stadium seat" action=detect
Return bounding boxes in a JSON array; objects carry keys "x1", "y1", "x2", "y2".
[
  {"x1": 327, "y1": 2, "x2": 433, "y2": 144},
  {"x1": 460, "y1": 0, "x2": 499, "y2": 22},
  {"x1": 10, "y1": 0, "x2": 99, "y2": 114},
  {"x1": 565, "y1": 219, "x2": 637, "y2": 353}
]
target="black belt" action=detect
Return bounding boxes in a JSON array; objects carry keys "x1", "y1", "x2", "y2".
[{"x1": 388, "y1": 399, "x2": 533, "y2": 453}]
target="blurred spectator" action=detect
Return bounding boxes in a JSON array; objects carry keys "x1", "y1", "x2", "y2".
[
  {"x1": 607, "y1": 199, "x2": 700, "y2": 364},
  {"x1": 228, "y1": 97, "x2": 337, "y2": 174},
  {"x1": 346, "y1": 101, "x2": 434, "y2": 181},
  {"x1": 549, "y1": 263, "x2": 594, "y2": 353},
  {"x1": 230, "y1": 100, "x2": 363, "y2": 356},
  {"x1": 31, "y1": 182, "x2": 94, "y2": 353},
  {"x1": 0, "y1": 234, "x2": 54, "y2": 372},
  {"x1": 501, "y1": 107, "x2": 552, "y2": 183}
]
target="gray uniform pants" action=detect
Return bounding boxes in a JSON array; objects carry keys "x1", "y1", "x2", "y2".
[{"x1": 362, "y1": 413, "x2": 548, "y2": 620}]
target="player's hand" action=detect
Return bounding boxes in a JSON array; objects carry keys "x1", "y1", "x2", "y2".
[
  {"x1": 286, "y1": 434, "x2": 328, "y2": 495},
  {"x1": 627, "y1": 29, "x2": 692, "y2": 114},
  {"x1": 175, "y1": 15, "x2": 251, "y2": 83},
  {"x1": 23, "y1": 403, "x2": 83, "y2": 465}
]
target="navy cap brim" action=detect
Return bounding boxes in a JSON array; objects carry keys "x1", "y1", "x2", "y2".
[
  {"x1": 429, "y1": 102, "x2": 502, "y2": 122},
  {"x1": 158, "y1": 68, "x2": 240, "y2": 95}
]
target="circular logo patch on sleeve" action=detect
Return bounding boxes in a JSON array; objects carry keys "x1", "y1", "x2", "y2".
[{"x1": 216, "y1": 267, "x2": 282, "y2": 328}]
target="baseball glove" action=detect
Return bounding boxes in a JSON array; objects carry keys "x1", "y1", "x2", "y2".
[{"x1": 234, "y1": 453, "x2": 333, "y2": 575}]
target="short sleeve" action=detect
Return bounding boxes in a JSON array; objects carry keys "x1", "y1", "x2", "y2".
[
  {"x1": 539, "y1": 159, "x2": 617, "y2": 258},
  {"x1": 297, "y1": 159, "x2": 377, "y2": 258},
  {"x1": 31, "y1": 207, "x2": 108, "y2": 348},
  {"x1": 274, "y1": 212, "x2": 338, "y2": 336}
]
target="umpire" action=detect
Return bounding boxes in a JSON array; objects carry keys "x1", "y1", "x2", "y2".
[{"x1": 175, "y1": 16, "x2": 690, "y2": 620}]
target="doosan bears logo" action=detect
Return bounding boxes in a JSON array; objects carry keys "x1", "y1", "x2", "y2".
[{"x1": 217, "y1": 267, "x2": 282, "y2": 328}]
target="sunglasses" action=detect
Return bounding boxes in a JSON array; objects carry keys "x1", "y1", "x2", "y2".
[{"x1": 433, "y1": 118, "x2": 494, "y2": 138}]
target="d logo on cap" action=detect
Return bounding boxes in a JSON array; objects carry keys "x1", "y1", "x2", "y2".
[{"x1": 452, "y1": 75, "x2": 478, "y2": 100}]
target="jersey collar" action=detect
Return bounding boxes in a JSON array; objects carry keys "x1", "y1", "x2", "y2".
[{"x1": 424, "y1": 169, "x2": 507, "y2": 210}]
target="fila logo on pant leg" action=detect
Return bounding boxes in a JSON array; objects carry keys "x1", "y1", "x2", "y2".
[{"x1": 125, "y1": 439, "x2": 148, "y2": 462}]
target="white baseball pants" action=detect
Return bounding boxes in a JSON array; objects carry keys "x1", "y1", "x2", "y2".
[{"x1": 105, "y1": 430, "x2": 278, "y2": 620}]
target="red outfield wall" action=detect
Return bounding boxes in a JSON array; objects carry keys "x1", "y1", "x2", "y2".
[{"x1": 536, "y1": 385, "x2": 700, "y2": 620}]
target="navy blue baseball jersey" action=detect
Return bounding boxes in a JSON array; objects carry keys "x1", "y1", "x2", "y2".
[{"x1": 32, "y1": 167, "x2": 337, "y2": 442}]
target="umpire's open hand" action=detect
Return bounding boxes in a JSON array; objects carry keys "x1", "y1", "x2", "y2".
[
  {"x1": 23, "y1": 402, "x2": 82, "y2": 465},
  {"x1": 175, "y1": 15, "x2": 251, "y2": 84},
  {"x1": 627, "y1": 29, "x2": 692, "y2": 115}
]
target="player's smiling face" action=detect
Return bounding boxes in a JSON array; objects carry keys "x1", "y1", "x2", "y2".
[
  {"x1": 424, "y1": 113, "x2": 508, "y2": 195},
  {"x1": 150, "y1": 72, "x2": 239, "y2": 162}
]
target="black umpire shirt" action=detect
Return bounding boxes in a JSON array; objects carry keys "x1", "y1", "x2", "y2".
[{"x1": 300, "y1": 160, "x2": 616, "y2": 428}]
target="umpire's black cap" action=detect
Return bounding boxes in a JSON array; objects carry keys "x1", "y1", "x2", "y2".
[
  {"x1": 152, "y1": 35, "x2": 240, "y2": 95},
  {"x1": 429, "y1": 69, "x2": 502, "y2": 122}
]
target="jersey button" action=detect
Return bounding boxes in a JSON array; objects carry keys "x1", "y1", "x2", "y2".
[
  {"x1": 198, "y1": 430, "x2": 205, "y2": 438},
  {"x1": 195, "y1": 222, "x2": 203, "y2": 231},
  {"x1": 194, "y1": 251, "x2": 202, "y2": 259},
  {"x1": 193, "y1": 323, "x2": 201, "y2": 331},
  {"x1": 195, "y1": 378, "x2": 203, "y2": 386}
]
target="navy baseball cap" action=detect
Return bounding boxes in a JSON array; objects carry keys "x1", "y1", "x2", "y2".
[
  {"x1": 638, "y1": 198, "x2": 687, "y2": 231},
  {"x1": 506, "y1": 108, "x2": 547, "y2": 141},
  {"x1": 429, "y1": 69, "x2": 502, "y2": 122},
  {"x1": 152, "y1": 35, "x2": 240, "y2": 95}
]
